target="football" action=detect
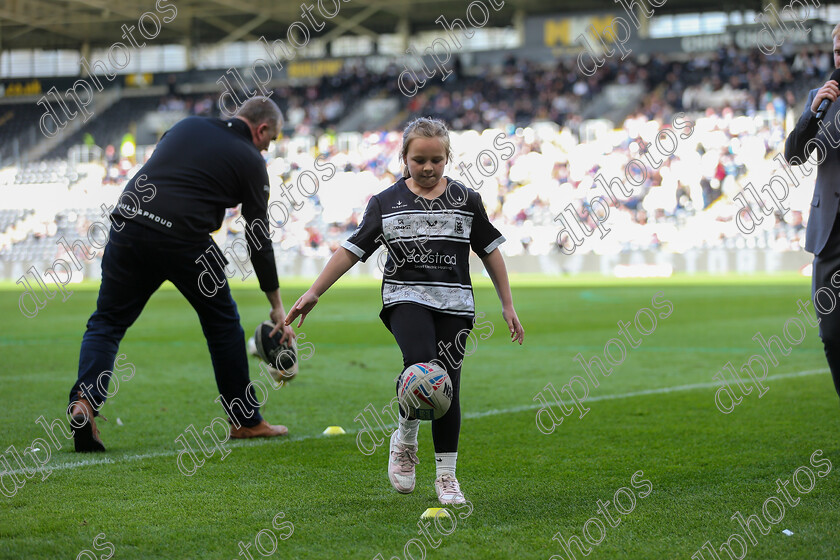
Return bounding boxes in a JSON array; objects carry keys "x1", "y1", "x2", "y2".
[
  {"x1": 253, "y1": 320, "x2": 298, "y2": 382},
  {"x1": 396, "y1": 362, "x2": 453, "y2": 421}
]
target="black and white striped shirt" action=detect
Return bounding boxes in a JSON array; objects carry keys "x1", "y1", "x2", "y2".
[{"x1": 342, "y1": 176, "x2": 505, "y2": 319}]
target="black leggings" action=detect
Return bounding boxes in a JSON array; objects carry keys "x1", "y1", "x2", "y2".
[{"x1": 386, "y1": 304, "x2": 473, "y2": 453}]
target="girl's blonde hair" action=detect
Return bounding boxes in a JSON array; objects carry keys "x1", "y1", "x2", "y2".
[{"x1": 400, "y1": 117, "x2": 453, "y2": 179}]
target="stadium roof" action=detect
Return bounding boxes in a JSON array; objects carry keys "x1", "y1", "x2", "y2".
[{"x1": 2, "y1": 0, "x2": 779, "y2": 53}]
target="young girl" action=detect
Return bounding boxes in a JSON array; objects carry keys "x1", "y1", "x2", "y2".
[{"x1": 284, "y1": 117, "x2": 524, "y2": 504}]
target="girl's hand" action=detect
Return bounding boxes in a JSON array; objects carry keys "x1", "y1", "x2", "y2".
[
  {"x1": 503, "y1": 305, "x2": 524, "y2": 345},
  {"x1": 285, "y1": 291, "x2": 319, "y2": 327}
]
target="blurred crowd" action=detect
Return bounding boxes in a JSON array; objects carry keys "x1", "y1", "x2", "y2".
[
  {"x1": 238, "y1": 106, "x2": 810, "y2": 260},
  {"x1": 1, "y1": 45, "x2": 832, "y2": 262}
]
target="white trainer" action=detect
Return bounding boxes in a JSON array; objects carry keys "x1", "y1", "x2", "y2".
[
  {"x1": 388, "y1": 430, "x2": 419, "y2": 493},
  {"x1": 434, "y1": 473, "x2": 466, "y2": 504}
]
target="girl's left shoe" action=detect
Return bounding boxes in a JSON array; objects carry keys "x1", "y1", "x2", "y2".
[{"x1": 434, "y1": 474, "x2": 466, "y2": 504}]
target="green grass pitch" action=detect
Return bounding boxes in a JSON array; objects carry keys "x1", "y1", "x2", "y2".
[{"x1": 0, "y1": 273, "x2": 838, "y2": 559}]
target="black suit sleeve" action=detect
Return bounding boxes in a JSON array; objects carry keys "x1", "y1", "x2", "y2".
[
  {"x1": 785, "y1": 90, "x2": 821, "y2": 166},
  {"x1": 241, "y1": 163, "x2": 279, "y2": 293}
]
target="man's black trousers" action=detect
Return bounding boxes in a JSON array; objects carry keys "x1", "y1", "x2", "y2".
[
  {"x1": 68, "y1": 219, "x2": 264, "y2": 428},
  {"x1": 813, "y1": 219, "x2": 840, "y2": 400}
]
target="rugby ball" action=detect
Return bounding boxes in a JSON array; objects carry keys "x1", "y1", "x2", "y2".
[
  {"x1": 254, "y1": 320, "x2": 298, "y2": 381},
  {"x1": 397, "y1": 362, "x2": 452, "y2": 421}
]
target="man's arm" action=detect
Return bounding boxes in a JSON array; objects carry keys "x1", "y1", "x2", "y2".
[
  {"x1": 240, "y1": 158, "x2": 294, "y2": 339},
  {"x1": 785, "y1": 89, "x2": 825, "y2": 165},
  {"x1": 238, "y1": 153, "x2": 279, "y2": 288}
]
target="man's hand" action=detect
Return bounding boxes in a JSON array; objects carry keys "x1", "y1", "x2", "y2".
[
  {"x1": 268, "y1": 308, "x2": 295, "y2": 343},
  {"x1": 285, "y1": 291, "x2": 319, "y2": 327},
  {"x1": 812, "y1": 80, "x2": 840, "y2": 114}
]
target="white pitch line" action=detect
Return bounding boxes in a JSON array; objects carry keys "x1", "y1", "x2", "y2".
[
  {"x1": 8, "y1": 432, "x2": 339, "y2": 476},
  {"x1": 466, "y1": 367, "x2": 830, "y2": 419},
  {"x1": 9, "y1": 368, "x2": 828, "y2": 476}
]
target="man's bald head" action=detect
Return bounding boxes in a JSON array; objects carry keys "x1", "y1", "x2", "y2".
[
  {"x1": 236, "y1": 96, "x2": 283, "y2": 129},
  {"x1": 235, "y1": 97, "x2": 283, "y2": 151}
]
